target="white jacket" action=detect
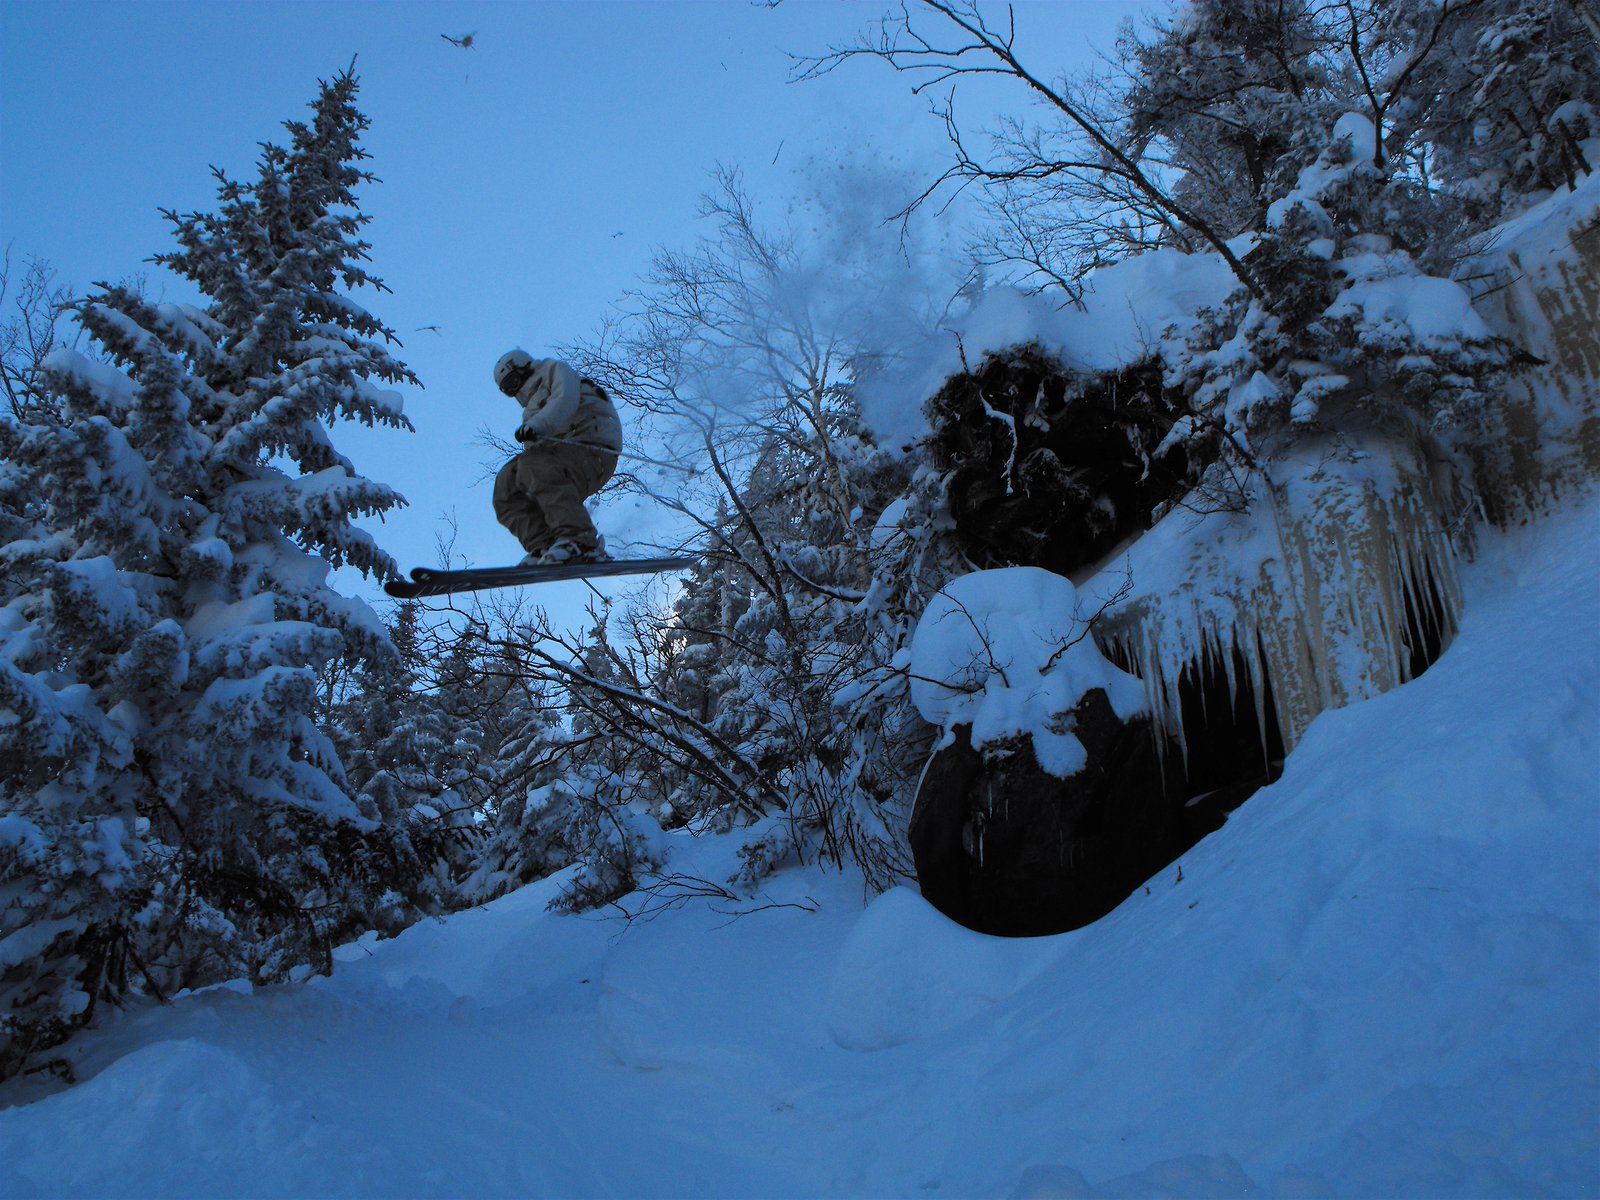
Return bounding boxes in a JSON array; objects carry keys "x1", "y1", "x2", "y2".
[{"x1": 513, "y1": 359, "x2": 622, "y2": 453}]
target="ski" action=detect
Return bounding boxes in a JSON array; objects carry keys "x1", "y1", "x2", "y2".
[{"x1": 383, "y1": 556, "x2": 697, "y2": 600}]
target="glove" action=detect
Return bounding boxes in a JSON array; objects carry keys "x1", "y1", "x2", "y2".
[{"x1": 515, "y1": 425, "x2": 540, "y2": 444}]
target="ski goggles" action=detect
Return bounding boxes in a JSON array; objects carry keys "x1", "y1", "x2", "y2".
[{"x1": 498, "y1": 363, "x2": 534, "y2": 397}]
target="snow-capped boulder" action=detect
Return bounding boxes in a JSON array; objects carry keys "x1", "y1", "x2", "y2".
[
  {"x1": 906, "y1": 566, "x2": 1148, "y2": 777},
  {"x1": 905, "y1": 566, "x2": 1195, "y2": 935}
]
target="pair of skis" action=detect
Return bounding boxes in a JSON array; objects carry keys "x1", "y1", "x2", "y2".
[{"x1": 383, "y1": 556, "x2": 696, "y2": 600}]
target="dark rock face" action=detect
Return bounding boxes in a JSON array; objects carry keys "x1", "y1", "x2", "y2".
[
  {"x1": 928, "y1": 346, "x2": 1210, "y2": 576},
  {"x1": 909, "y1": 689, "x2": 1190, "y2": 937},
  {"x1": 911, "y1": 343, "x2": 1288, "y2": 936}
]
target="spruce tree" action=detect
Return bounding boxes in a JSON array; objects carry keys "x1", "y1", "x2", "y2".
[
  {"x1": 457, "y1": 641, "x2": 575, "y2": 905},
  {"x1": 331, "y1": 602, "x2": 489, "y2": 924},
  {"x1": 0, "y1": 68, "x2": 417, "y2": 1077}
]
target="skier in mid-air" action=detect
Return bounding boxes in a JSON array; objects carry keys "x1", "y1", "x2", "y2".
[
  {"x1": 385, "y1": 350, "x2": 688, "y2": 598},
  {"x1": 490, "y1": 349, "x2": 622, "y2": 566}
]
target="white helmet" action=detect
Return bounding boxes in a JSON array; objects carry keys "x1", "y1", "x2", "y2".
[{"x1": 493, "y1": 348, "x2": 535, "y2": 395}]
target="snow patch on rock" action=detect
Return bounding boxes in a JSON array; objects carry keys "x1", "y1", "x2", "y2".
[{"x1": 908, "y1": 567, "x2": 1147, "y2": 776}]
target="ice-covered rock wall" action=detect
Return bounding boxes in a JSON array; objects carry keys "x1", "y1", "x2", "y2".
[
  {"x1": 898, "y1": 179, "x2": 1595, "y2": 935},
  {"x1": 1088, "y1": 437, "x2": 1466, "y2": 761},
  {"x1": 1082, "y1": 177, "x2": 1598, "y2": 767},
  {"x1": 1466, "y1": 174, "x2": 1599, "y2": 517}
]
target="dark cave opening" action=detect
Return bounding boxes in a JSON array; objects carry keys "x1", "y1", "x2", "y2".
[
  {"x1": 1399, "y1": 555, "x2": 1453, "y2": 682},
  {"x1": 1172, "y1": 632, "x2": 1286, "y2": 840},
  {"x1": 909, "y1": 633, "x2": 1291, "y2": 938}
]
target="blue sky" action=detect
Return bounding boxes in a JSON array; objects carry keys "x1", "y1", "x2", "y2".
[{"x1": 2, "y1": 0, "x2": 1152, "y2": 614}]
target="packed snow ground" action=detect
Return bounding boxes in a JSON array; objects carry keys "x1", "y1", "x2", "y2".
[{"x1": 1, "y1": 501, "x2": 1596, "y2": 1199}]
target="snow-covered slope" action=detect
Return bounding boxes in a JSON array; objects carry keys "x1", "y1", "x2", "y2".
[{"x1": 1, "y1": 502, "x2": 1596, "y2": 1198}]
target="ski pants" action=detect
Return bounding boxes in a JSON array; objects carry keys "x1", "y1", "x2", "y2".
[{"x1": 492, "y1": 440, "x2": 618, "y2": 556}]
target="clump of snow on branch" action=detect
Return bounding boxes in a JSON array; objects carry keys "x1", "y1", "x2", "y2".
[{"x1": 907, "y1": 567, "x2": 1146, "y2": 777}]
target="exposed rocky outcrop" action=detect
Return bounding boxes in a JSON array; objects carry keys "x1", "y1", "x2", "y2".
[
  {"x1": 928, "y1": 346, "x2": 1210, "y2": 576},
  {"x1": 909, "y1": 689, "x2": 1190, "y2": 937}
]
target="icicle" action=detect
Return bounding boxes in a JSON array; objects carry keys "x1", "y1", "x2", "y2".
[
  {"x1": 1086, "y1": 429, "x2": 1467, "y2": 766},
  {"x1": 1250, "y1": 627, "x2": 1275, "y2": 776},
  {"x1": 1222, "y1": 627, "x2": 1241, "y2": 712}
]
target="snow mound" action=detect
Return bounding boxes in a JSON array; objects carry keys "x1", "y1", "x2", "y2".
[
  {"x1": 823, "y1": 887, "x2": 1056, "y2": 1051},
  {"x1": 0, "y1": 1040, "x2": 305, "y2": 1198}
]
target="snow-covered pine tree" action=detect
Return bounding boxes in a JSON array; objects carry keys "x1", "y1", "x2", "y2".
[
  {"x1": 459, "y1": 622, "x2": 653, "y2": 910},
  {"x1": 1168, "y1": 108, "x2": 1514, "y2": 460},
  {"x1": 327, "y1": 601, "x2": 488, "y2": 928},
  {"x1": 1119, "y1": 0, "x2": 1338, "y2": 242},
  {"x1": 1393, "y1": 0, "x2": 1599, "y2": 223},
  {"x1": 654, "y1": 537, "x2": 747, "y2": 730},
  {"x1": 1104, "y1": 1, "x2": 1521, "y2": 463},
  {"x1": 0, "y1": 68, "x2": 417, "y2": 1078}
]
